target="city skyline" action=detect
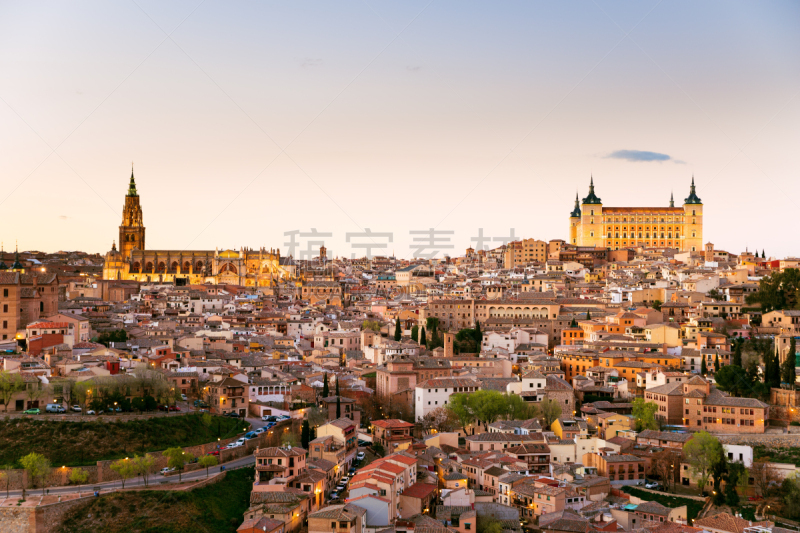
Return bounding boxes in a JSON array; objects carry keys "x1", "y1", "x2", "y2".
[{"x1": 1, "y1": 1, "x2": 799, "y2": 257}]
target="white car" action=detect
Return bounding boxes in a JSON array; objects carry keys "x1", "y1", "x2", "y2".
[
  {"x1": 645, "y1": 482, "x2": 659, "y2": 489},
  {"x1": 340, "y1": 476, "x2": 349, "y2": 484},
  {"x1": 71, "y1": 405, "x2": 82, "y2": 412},
  {"x1": 160, "y1": 467, "x2": 176, "y2": 475},
  {"x1": 356, "y1": 452, "x2": 365, "y2": 461},
  {"x1": 181, "y1": 394, "x2": 188, "y2": 401},
  {"x1": 254, "y1": 427, "x2": 265, "y2": 435}
]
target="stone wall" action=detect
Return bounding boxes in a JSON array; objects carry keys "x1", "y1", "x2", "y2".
[
  {"x1": 717, "y1": 433, "x2": 800, "y2": 447},
  {"x1": 0, "y1": 496, "x2": 93, "y2": 533}
]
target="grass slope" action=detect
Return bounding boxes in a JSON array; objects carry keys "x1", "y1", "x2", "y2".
[
  {"x1": 56, "y1": 467, "x2": 256, "y2": 533},
  {"x1": 622, "y1": 486, "x2": 705, "y2": 521},
  {"x1": 753, "y1": 445, "x2": 800, "y2": 467},
  {"x1": 0, "y1": 415, "x2": 246, "y2": 467}
]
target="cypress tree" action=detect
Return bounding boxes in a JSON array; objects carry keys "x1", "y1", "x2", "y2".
[
  {"x1": 420, "y1": 326, "x2": 427, "y2": 347},
  {"x1": 586, "y1": 310, "x2": 591, "y2": 320},
  {"x1": 335, "y1": 376, "x2": 340, "y2": 397},
  {"x1": 394, "y1": 318, "x2": 401, "y2": 341},
  {"x1": 322, "y1": 373, "x2": 329, "y2": 398},
  {"x1": 301, "y1": 420, "x2": 311, "y2": 449},
  {"x1": 336, "y1": 395, "x2": 341, "y2": 418},
  {"x1": 430, "y1": 328, "x2": 439, "y2": 349},
  {"x1": 701, "y1": 355, "x2": 707, "y2": 376},
  {"x1": 733, "y1": 341, "x2": 742, "y2": 367},
  {"x1": 785, "y1": 337, "x2": 797, "y2": 387},
  {"x1": 714, "y1": 352, "x2": 720, "y2": 373},
  {"x1": 473, "y1": 320, "x2": 482, "y2": 344},
  {"x1": 762, "y1": 250, "x2": 766, "y2": 259},
  {"x1": 411, "y1": 325, "x2": 419, "y2": 342}
]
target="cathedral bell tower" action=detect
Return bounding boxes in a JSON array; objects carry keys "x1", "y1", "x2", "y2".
[{"x1": 119, "y1": 164, "x2": 145, "y2": 259}]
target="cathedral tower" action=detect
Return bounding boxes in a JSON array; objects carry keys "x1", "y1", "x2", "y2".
[{"x1": 119, "y1": 165, "x2": 145, "y2": 259}]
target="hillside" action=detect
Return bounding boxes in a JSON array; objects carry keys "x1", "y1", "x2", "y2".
[
  {"x1": 0, "y1": 415, "x2": 245, "y2": 466},
  {"x1": 56, "y1": 467, "x2": 255, "y2": 533}
]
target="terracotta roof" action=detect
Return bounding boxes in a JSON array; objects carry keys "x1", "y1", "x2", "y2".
[
  {"x1": 372, "y1": 419, "x2": 414, "y2": 429},
  {"x1": 692, "y1": 513, "x2": 772, "y2": 533},
  {"x1": 401, "y1": 482, "x2": 437, "y2": 499}
]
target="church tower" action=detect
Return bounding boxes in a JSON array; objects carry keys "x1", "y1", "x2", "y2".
[{"x1": 119, "y1": 165, "x2": 145, "y2": 259}]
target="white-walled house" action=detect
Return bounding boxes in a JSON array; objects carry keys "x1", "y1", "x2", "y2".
[
  {"x1": 506, "y1": 370, "x2": 547, "y2": 401},
  {"x1": 415, "y1": 377, "x2": 481, "y2": 421}
]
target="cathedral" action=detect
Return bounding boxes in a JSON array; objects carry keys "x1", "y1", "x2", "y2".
[
  {"x1": 568, "y1": 177, "x2": 704, "y2": 252},
  {"x1": 103, "y1": 168, "x2": 297, "y2": 285}
]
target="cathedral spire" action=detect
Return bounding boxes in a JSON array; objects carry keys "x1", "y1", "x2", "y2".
[
  {"x1": 570, "y1": 192, "x2": 581, "y2": 217},
  {"x1": 684, "y1": 174, "x2": 702, "y2": 204},
  {"x1": 670, "y1": 191, "x2": 674, "y2": 208},
  {"x1": 582, "y1": 175, "x2": 602, "y2": 205},
  {"x1": 127, "y1": 163, "x2": 138, "y2": 197}
]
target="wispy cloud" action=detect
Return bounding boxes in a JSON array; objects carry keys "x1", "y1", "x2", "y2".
[
  {"x1": 407, "y1": 65, "x2": 421, "y2": 73},
  {"x1": 607, "y1": 149, "x2": 684, "y2": 164},
  {"x1": 301, "y1": 58, "x2": 322, "y2": 68},
  {"x1": 59, "y1": 215, "x2": 69, "y2": 220}
]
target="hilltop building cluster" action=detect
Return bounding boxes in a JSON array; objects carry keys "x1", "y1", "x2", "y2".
[{"x1": 1, "y1": 170, "x2": 799, "y2": 533}]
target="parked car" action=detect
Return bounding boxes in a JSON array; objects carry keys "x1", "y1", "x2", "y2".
[
  {"x1": 160, "y1": 467, "x2": 176, "y2": 475},
  {"x1": 168, "y1": 405, "x2": 181, "y2": 412},
  {"x1": 235, "y1": 438, "x2": 246, "y2": 446},
  {"x1": 86, "y1": 410, "x2": 96, "y2": 415},
  {"x1": 23, "y1": 408, "x2": 40, "y2": 415},
  {"x1": 225, "y1": 442, "x2": 241, "y2": 450},
  {"x1": 262, "y1": 415, "x2": 278, "y2": 422},
  {"x1": 244, "y1": 432, "x2": 258, "y2": 440},
  {"x1": 208, "y1": 450, "x2": 220, "y2": 456},
  {"x1": 71, "y1": 405, "x2": 82, "y2": 412},
  {"x1": 277, "y1": 415, "x2": 290, "y2": 421},
  {"x1": 645, "y1": 482, "x2": 659, "y2": 489},
  {"x1": 356, "y1": 451, "x2": 365, "y2": 461},
  {"x1": 340, "y1": 475, "x2": 349, "y2": 484},
  {"x1": 157, "y1": 405, "x2": 169, "y2": 412},
  {"x1": 193, "y1": 400, "x2": 209, "y2": 408},
  {"x1": 224, "y1": 411, "x2": 239, "y2": 418},
  {"x1": 337, "y1": 483, "x2": 346, "y2": 492},
  {"x1": 329, "y1": 492, "x2": 339, "y2": 501},
  {"x1": 254, "y1": 427, "x2": 265, "y2": 435},
  {"x1": 180, "y1": 394, "x2": 188, "y2": 401},
  {"x1": 46, "y1": 404, "x2": 66, "y2": 414}
]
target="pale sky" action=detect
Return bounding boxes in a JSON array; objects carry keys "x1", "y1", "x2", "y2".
[{"x1": 1, "y1": 1, "x2": 798, "y2": 259}]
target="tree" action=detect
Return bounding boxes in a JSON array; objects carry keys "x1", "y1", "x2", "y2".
[
  {"x1": 198, "y1": 455, "x2": 218, "y2": 478},
  {"x1": 469, "y1": 390, "x2": 508, "y2": 429},
  {"x1": 0, "y1": 371, "x2": 24, "y2": 412},
  {"x1": 322, "y1": 373, "x2": 329, "y2": 398},
  {"x1": 109, "y1": 458, "x2": 136, "y2": 489},
  {"x1": 684, "y1": 432, "x2": 723, "y2": 495},
  {"x1": 446, "y1": 393, "x2": 476, "y2": 434},
  {"x1": 72, "y1": 380, "x2": 93, "y2": 413},
  {"x1": 505, "y1": 394, "x2": 533, "y2": 421},
  {"x1": 714, "y1": 352, "x2": 720, "y2": 373},
  {"x1": 632, "y1": 398, "x2": 659, "y2": 432},
  {"x1": 163, "y1": 447, "x2": 194, "y2": 482},
  {"x1": 420, "y1": 327, "x2": 427, "y2": 347},
  {"x1": 701, "y1": 355, "x2": 708, "y2": 376},
  {"x1": 411, "y1": 326, "x2": 419, "y2": 342},
  {"x1": 586, "y1": 310, "x2": 591, "y2": 320},
  {"x1": 733, "y1": 341, "x2": 743, "y2": 367},
  {"x1": 473, "y1": 321, "x2": 483, "y2": 345},
  {"x1": 750, "y1": 458, "x2": 780, "y2": 497},
  {"x1": 707, "y1": 289, "x2": 724, "y2": 301},
  {"x1": 133, "y1": 454, "x2": 156, "y2": 488},
  {"x1": 420, "y1": 406, "x2": 460, "y2": 434},
  {"x1": 746, "y1": 268, "x2": 800, "y2": 313},
  {"x1": 69, "y1": 467, "x2": 88, "y2": 487},
  {"x1": 336, "y1": 395, "x2": 341, "y2": 418},
  {"x1": 539, "y1": 397, "x2": 562, "y2": 428},
  {"x1": 97, "y1": 329, "x2": 128, "y2": 347},
  {"x1": 781, "y1": 476, "x2": 800, "y2": 519},
  {"x1": 652, "y1": 300, "x2": 662, "y2": 311},
  {"x1": 0, "y1": 464, "x2": 13, "y2": 498},
  {"x1": 782, "y1": 337, "x2": 797, "y2": 386},
  {"x1": 762, "y1": 250, "x2": 766, "y2": 259},
  {"x1": 651, "y1": 450, "x2": 679, "y2": 492},
  {"x1": 725, "y1": 461, "x2": 747, "y2": 507},
  {"x1": 281, "y1": 432, "x2": 299, "y2": 447},
  {"x1": 361, "y1": 320, "x2": 381, "y2": 332},
  {"x1": 569, "y1": 318, "x2": 578, "y2": 327},
  {"x1": 20, "y1": 452, "x2": 51, "y2": 497},
  {"x1": 301, "y1": 420, "x2": 311, "y2": 449},
  {"x1": 394, "y1": 318, "x2": 402, "y2": 341},
  {"x1": 372, "y1": 443, "x2": 385, "y2": 457},
  {"x1": 714, "y1": 365, "x2": 750, "y2": 397}
]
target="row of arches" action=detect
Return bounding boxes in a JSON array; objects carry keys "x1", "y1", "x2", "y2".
[{"x1": 131, "y1": 261, "x2": 207, "y2": 274}]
